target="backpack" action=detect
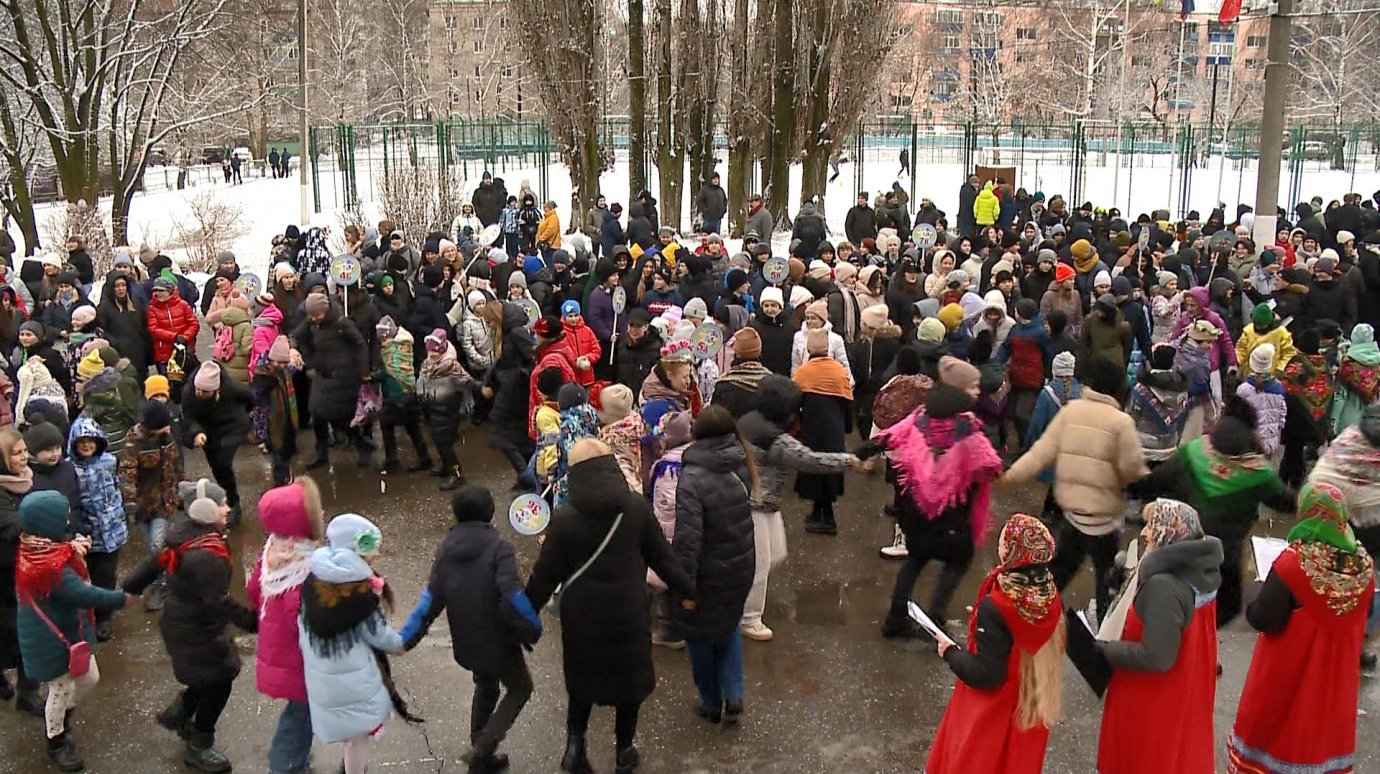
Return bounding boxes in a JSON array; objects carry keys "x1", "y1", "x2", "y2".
[
  {"x1": 871, "y1": 373, "x2": 934, "y2": 431},
  {"x1": 212, "y1": 325, "x2": 235, "y2": 362}
]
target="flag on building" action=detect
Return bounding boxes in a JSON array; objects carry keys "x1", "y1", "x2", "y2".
[{"x1": 1219, "y1": 0, "x2": 1242, "y2": 22}]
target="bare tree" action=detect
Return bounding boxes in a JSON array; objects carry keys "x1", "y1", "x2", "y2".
[
  {"x1": 1289, "y1": 0, "x2": 1380, "y2": 167},
  {"x1": 628, "y1": 0, "x2": 649, "y2": 197},
  {"x1": 374, "y1": 0, "x2": 432, "y2": 120},
  {"x1": 0, "y1": 89, "x2": 45, "y2": 256},
  {"x1": 378, "y1": 163, "x2": 466, "y2": 237},
  {"x1": 309, "y1": 0, "x2": 375, "y2": 124}
]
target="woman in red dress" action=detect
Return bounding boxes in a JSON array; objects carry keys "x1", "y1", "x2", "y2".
[
  {"x1": 1228, "y1": 481, "x2": 1375, "y2": 774},
  {"x1": 926, "y1": 513, "x2": 1064, "y2": 774},
  {"x1": 1097, "y1": 498, "x2": 1222, "y2": 774}
]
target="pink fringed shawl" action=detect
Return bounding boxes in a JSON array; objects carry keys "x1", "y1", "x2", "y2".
[{"x1": 876, "y1": 407, "x2": 1005, "y2": 544}]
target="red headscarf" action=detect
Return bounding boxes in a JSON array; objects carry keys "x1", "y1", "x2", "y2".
[{"x1": 16, "y1": 535, "x2": 87, "y2": 601}]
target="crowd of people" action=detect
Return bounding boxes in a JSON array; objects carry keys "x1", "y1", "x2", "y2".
[{"x1": 0, "y1": 173, "x2": 1377, "y2": 774}]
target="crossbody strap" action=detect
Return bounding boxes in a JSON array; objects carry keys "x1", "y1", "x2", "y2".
[
  {"x1": 23, "y1": 594, "x2": 77, "y2": 648},
  {"x1": 564, "y1": 511, "x2": 624, "y2": 593}
]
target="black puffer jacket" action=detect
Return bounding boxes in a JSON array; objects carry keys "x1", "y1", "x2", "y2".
[
  {"x1": 626, "y1": 202, "x2": 654, "y2": 249},
  {"x1": 180, "y1": 375, "x2": 253, "y2": 450},
  {"x1": 485, "y1": 303, "x2": 535, "y2": 434},
  {"x1": 526, "y1": 454, "x2": 692, "y2": 705},
  {"x1": 0, "y1": 486, "x2": 23, "y2": 670},
  {"x1": 97, "y1": 291, "x2": 152, "y2": 375},
  {"x1": 615, "y1": 327, "x2": 662, "y2": 393},
  {"x1": 749, "y1": 312, "x2": 797, "y2": 376},
  {"x1": 292, "y1": 308, "x2": 367, "y2": 422},
  {"x1": 672, "y1": 434, "x2": 756, "y2": 641},
  {"x1": 122, "y1": 518, "x2": 257, "y2": 687}
]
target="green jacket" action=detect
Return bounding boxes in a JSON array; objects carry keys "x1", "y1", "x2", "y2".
[{"x1": 18, "y1": 567, "x2": 125, "y2": 682}]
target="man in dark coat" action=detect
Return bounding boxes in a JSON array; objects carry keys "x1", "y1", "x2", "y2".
[
  {"x1": 625, "y1": 202, "x2": 654, "y2": 250},
  {"x1": 471, "y1": 171, "x2": 506, "y2": 227},
  {"x1": 845, "y1": 192, "x2": 878, "y2": 246},
  {"x1": 292, "y1": 294, "x2": 369, "y2": 469},
  {"x1": 180, "y1": 363, "x2": 253, "y2": 515},
  {"x1": 791, "y1": 202, "x2": 827, "y2": 260},
  {"x1": 638, "y1": 190, "x2": 660, "y2": 236},
  {"x1": 601, "y1": 204, "x2": 626, "y2": 258},
  {"x1": 694, "y1": 173, "x2": 728, "y2": 235},
  {"x1": 614, "y1": 309, "x2": 662, "y2": 392},
  {"x1": 526, "y1": 441, "x2": 693, "y2": 772},
  {"x1": 957, "y1": 174, "x2": 981, "y2": 238}
]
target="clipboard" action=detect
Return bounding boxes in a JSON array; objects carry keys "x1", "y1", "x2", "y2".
[
  {"x1": 1064, "y1": 606, "x2": 1113, "y2": 698},
  {"x1": 906, "y1": 601, "x2": 948, "y2": 642},
  {"x1": 1251, "y1": 536, "x2": 1289, "y2": 582}
]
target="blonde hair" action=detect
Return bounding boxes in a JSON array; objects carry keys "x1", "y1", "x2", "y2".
[{"x1": 1013, "y1": 614, "x2": 1066, "y2": 730}]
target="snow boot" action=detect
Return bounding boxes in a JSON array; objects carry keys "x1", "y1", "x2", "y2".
[
  {"x1": 439, "y1": 466, "x2": 465, "y2": 491},
  {"x1": 156, "y1": 695, "x2": 191, "y2": 739},
  {"x1": 881, "y1": 600, "x2": 923, "y2": 639},
  {"x1": 46, "y1": 731, "x2": 84, "y2": 772},
  {"x1": 559, "y1": 733, "x2": 593, "y2": 774},
  {"x1": 404, "y1": 457, "x2": 432, "y2": 473},
  {"x1": 378, "y1": 458, "x2": 402, "y2": 474},
  {"x1": 723, "y1": 699, "x2": 743, "y2": 726},
  {"x1": 614, "y1": 744, "x2": 640, "y2": 773},
  {"x1": 145, "y1": 580, "x2": 167, "y2": 612},
  {"x1": 879, "y1": 523, "x2": 908, "y2": 559},
  {"x1": 182, "y1": 730, "x2": 232, "y2": 773}
]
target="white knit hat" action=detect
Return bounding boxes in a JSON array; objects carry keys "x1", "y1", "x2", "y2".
[
  {"x1": 760, "y1": 286, "x2": 784, "y2": 307},
  {"x1": 789, "y1": 285, "x2": 814, "y2": 309},
  {"x1": 1052, "y1": 351, "x2": 1076, "y2": 378},
  {"x1": 1249, "y1": 343, "x2": 1275, "y2": 375}
]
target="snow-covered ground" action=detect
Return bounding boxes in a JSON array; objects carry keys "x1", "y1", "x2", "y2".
[{"x1": 17, "y1": 147, "x2": 1380, "y2": 287}]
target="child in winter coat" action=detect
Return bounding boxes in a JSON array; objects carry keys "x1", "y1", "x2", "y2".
[
  {"x1": 1331, "y1": 322, "x2": 1380, "y2": 437},
  {"x1": 299, "y1": 514, "x2": 408, "y2": 774},
  {"x1": 248, "y1": 304, "x2": 284, "y2": 379},
  {"x1": 595, "y1": 384, "x2": 645, "y2": 495},
  {"x1": 374, "y1": 318, "x2": 431, "y2": 475},
  {"x1": 75, "y1": 351, "x2": 135, "y2": 455},
  {"x1": 118, "y1": 399, "x2": 183, "y2": 612},
  {"x1": 246, "y1": 479, "x2": 324, "y2": 774},
  {"x1": 530, "y1": 367, "x2": 564, "y2": 491},
  {"x1": 1236, "y1": 343, "x2": 1288, "y2": 456},
  {"x1": 25, "y1": 422, "x2": 80, "y2": 532},
  {"x1": 1150, "y1": 270, "x2": 1184, "y2": 345},
  {"x1": 554, "y1": 382, "x2": 600, "y2": 506},
  {"x1": 121, "y1": 479, "x2": 256, "y2": 772},
  {"x1": 1177, "y1": 320, "x2": 1222, "y2": 443},
  {"x1": 67, "y1": 417, "x2": 126, "y2": 643},
  {"x1": 1235, "y1": 303, "x2": 1295, "y2": 376},
  {"x1": 142, "y1": 373, "x2": 182, "y2": 437},
  {"x1": 1024, "y1": 352, "x2": 1081, "y2": 454},
  {"x1": 1125, "y1": 344, "x2": 1189, "y2": 464},
  {"x1": 968, "y1": 330, "x2": 1010, "y2": 450},
  {"x1": 418, "y1": 329, "x2": 473, "y2": 491},
  {"x1": 647, "y1": 411, "x2": 693, "y2": 646},
  {"x1": 858, "y1": 357, "x2": 1004, "y2": 637},
  {"x1": 15, "y1": 490, "x2": 132, "y2": 772},
  {"x1": 400, "y1": 487, "x2": 542, "y2": 772},
  {"x1": 251, "y1": 336, "x2": 299, "y2": 486}
]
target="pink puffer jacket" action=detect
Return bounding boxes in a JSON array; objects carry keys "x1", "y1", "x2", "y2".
[
  {"x1": 248, "y1": 305, "x2": 283, "y2": 378},
  {"x1": 245, "y1": 479, "x2": 321, "y2": 702}
]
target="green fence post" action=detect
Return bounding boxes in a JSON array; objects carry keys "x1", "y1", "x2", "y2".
[
  {"x1": 309, "y1": 128, "x2": 321, "y2": 215},
  {"x1": 382, "y1": 127, "x2": 391, "y2": 183},
  {"x1": 908, "y1": 120, "x2": 918, "y2": 204}
]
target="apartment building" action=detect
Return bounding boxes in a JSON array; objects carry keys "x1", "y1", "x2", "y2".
[{"x1": 427, "y1": 0, "x2": 527, "y2": 117}]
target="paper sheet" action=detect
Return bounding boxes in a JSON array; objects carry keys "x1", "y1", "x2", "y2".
[
  {"x1": 1075, "y1": 610, "x2": 1095, "y2": 635},
  {"x1": 906, "y1": 601, "x2": 947, "y2": 640},
  {"x1": 1251, "y1": 536, "x2": 1289, "y2": 582}
]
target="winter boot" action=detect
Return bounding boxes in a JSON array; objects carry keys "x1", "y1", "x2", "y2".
[
  {"x1": 182, "y1": 730, "x2": 232, "y2": 773},
  {"x1": 404, "y1": 457, "x2": 432, "y2": 473},
  {"x1": 429, "y1": 463, "x2": 449, "y2": 477},
  {"x1": 614, "y1": 744, "x2": 640, "y2": 773},
  {"x1": 305, "y1": 449, "x2": 330, "y2": 470},
  {"x1": 156, "y1": 694, "x2": 191, "y2": 739},
  {"x1": 45, "y1": 731, "x2": 84, "y2": 772},
  {"x1": 462, "y1": 742, "x2": 510, "y2": 774},
  {"x1": 145, "y1": 580, "x2": 167, "y2": 612},
  {"x1": 94, "y1": 619, "x2": 112, "y2": 643},
  {"x1": 693, "y1": 702, "x2": 722, "y2": 723},
  {"x1": 15, "y1": 671, "x2": 43, "y2": 718},
  {"x1": 379, "y1": 458, "x2": 402, "y2": 474},
  {"x1": 439, "y1": 466, "x2": 466, "y2": 491},
  {"x1": 879, "y1": 523, "x2": 908, "y2": 560},
  {"x1": 880, "y1": 600, "x2": 923, "y2": 639},
  {"x1": 723, "y1": 698, "x2": 743, "y2": 726},
  {"x1": 559, "y1": 733, "x2": 593, "y2": 774}
]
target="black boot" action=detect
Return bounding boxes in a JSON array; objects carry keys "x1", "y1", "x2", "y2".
[
  {"x1": 429, "y1": 463, "x2": 448, "y2": 477},
  {"x1": 462, "y1": 741, "x2": 510, "y2": 774},
  {"x1": 46, "y1": 731, "x2": 84, "y2": 772},
  {"x1": 305, "y1": 449, "x2": 329, "y2": 470},
  {"x1": 723, "y1": 698, "x2": 743, "y2": 726},
  {"x1": 1362, "y1": 651, "x2": 1377, "y2": 671},
  {"x1": 156, "y1": 694, "x2": 191, "y2": 739},
  {"x1": 379, "y1": 458, "x2": 402, "y2": 474},
  {"x1": 439, "y1": 465, "x2": 465, "y2": 491},
  {"x1": 94, "y1": 619, "x2": 112, "y2": 643},
  {"x1": 144, "y1": 581, "x2": 167, "y2": 612},
  {"x1": 182, "y1": 729, "x2": 232, "y2": 773},
  {"x1": 403, "y1": 458, "x2": 431, "y2": 473},
  {"x1": 880, "y1": 600, "x2": 923, "y2": 639},
  {"x1": 559, "y1": 733, "x2": 593, "y2": 774},
  {"x1": 15, "y1": 672, "x2": 43, "y2": 718},
  {"x1": 615, "y1": 744, "x2": 640, "y2": 773}
]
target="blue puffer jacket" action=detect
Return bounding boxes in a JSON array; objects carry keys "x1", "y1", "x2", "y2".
[
  {"x1": 299, "y1": 547, "x2": 403, "y2": 744},
  {"x1": 69, "y1": 416, "x2": 127, "y2": 554}
]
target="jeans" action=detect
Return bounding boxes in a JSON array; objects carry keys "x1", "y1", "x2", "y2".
[
  {"x1": 702, "y1": 218, "x2": 722, "y2": 234},
  {"x1": 471, "y1": 650, "x2": 533, "y2": 749},
  {"x1": 742, "y1": 510, "x2": 787, "y2": 626},
  {"x1": 267, "y1": 700, "x2": 313, "y2": 774},
  {"x1": 203, "y1": 443, "x2": 241, "y2": 509},
  {"x1": 686, "y1": 630, "x2": 744, "y2": 710},
  {"x1": 144, "y1": 517, "x2": 169, "y2": 554}
]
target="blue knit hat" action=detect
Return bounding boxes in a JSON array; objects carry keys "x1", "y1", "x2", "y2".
[
  {"x1": 561, "y1": 300, "x2": 580, "y2": 317},
  {"x1": 523, "y1": 255, "x2": 546, "y2": 276}
]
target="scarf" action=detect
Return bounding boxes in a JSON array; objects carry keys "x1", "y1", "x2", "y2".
[
  {"x1": 1178, "y1": 437, "x2": 1276, "y2": 501},
  {"x1": 971, "y1": 514, "x2": 1058, "y2": 644},
  {"x1": 258, "y1": 535, "x2": 317, "y2": 602},
  {"x1": 1074, "y1": 250, "x2": 1100, "y2": 275},
  {"x1": 1099, "y1": 499, "x2": 1203, "y2": 639},
  {"x1": 1287, "y1": 482, "x2": 1374, "y2": 615},
  {"x1": 16, "y1": 533, "x2": 87, "y2": 600},
  {"x1": 0, "y1": 467, "x2": 33, "y2": 495},
  {"x1": 159, "y1": 532, "x2": 231, "y2": 575},
  {"x1": 1130, "y1": 379, "x2": 1188, "y2": 431},
  {"x1": 1310, "y1": 427, "x2": 1380, "y2": 513},
  {"x1": 301, "y1": 574, "x2": 385, "y2": 659},
  {"x1": 874, "y1": 408, "x2": 1003, "y2": 544},
  {"x1": 716, "y1": 359, "x2": 771, "y2": 391},
  {"x1": 1283, "y1": 353, "x2": 1333, "y2": 421},
  {"x1": 793, "y1": 356, "x2": 853, "y2": 400}
]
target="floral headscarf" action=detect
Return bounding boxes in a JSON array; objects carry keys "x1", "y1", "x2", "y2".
[
  {"x1": 973, "y1": 514, "x2": 1058, "y2": 643},
  {"x1": 1146, "y1": 498, "x2": 1204, "y2": 548},
  {"x1": 1286, "y1": 481, "x2": 1374, "y2": 615}
]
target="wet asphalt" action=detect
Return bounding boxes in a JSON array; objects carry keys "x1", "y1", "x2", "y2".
[{"x1": 0, "y1": 423, "x2": 1377, "y2": 774}]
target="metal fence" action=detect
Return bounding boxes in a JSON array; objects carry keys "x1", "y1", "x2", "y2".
[{"x1": 308, "y1": 118, "x2": 1380, "y2": 220}]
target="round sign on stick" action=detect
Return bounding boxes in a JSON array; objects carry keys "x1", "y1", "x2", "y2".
[
  {"x1": 689, "y1": 323, "x2": 723, "y2": 361},
  {"x1": 912, "y1": 223, "x2": 937, "y2": 249},
  {"x1": 1137, "y1": 225, "x2": 1152, "y2": 249},
  {"x1": 517, "y1": 298, "x2": 541, "y2": 329},
  {"x1": 509, "y1": 493, "x2": 551, "y2": 536},
  {"x1": 1208, "y1": 230, "x2": 1234, "y2": 255},
  {"x1": 612, "y1": 286, "x2": 627, "y2": 314},
  {"x1": 763, "y1": 256, "x2": 789, "y2": 286},
  {"x1": 477, "y1": 223, "x2": 501, "y2": 247},
  {"x1": 329, "y1": 256, "x2": 361, "y2": 286},
  {"x1": 234, "y1": 273, "x2": 262, "y2": 297}
]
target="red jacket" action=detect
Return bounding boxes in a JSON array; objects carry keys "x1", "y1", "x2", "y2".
[
  {"x1": 527, "y1": 349, "x2": 576, "y2": 440},
  {"x1": 147, "y1": 291, "x2": 200, "y2": 364},
  {"x1": 566, "y1": 318, "x2": 603, "y2": 381}
]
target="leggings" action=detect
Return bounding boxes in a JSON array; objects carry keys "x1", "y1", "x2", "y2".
[
  {"x1": 181, "y1": 680, "x2": 234, "y2": 734},
  {"x1": 567, "y1": 698, "x2": 640, "y2": 749},
  {"x1": 45, "y1": 657, "x2": 100, "y2": 738}
]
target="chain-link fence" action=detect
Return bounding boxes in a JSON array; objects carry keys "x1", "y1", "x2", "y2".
[{"x1": 310, "y1": 118, "x2": 1380, "y2": 221}]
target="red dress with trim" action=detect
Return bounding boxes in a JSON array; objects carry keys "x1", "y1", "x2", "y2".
[
  {"x1": 925, "y1": 587, "x2": 1061, "y2": 774},
  {"x1": 1097, "y1": 598, "x2": 1218, "y2": 774},
  {"x1": 1228, "y1": 549, "x2": 1374, "y2": 774}
]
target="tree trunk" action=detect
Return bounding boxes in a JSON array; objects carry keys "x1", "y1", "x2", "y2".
[
  {"x1": 766, "y1": 0, "x2": 793, "y2": 223},
  {"x1": 628, "y1": 0, "x2": 647, "y2": 197},
  {"x1": 655, "y1": 0, "x2": 680, "y2": 230},
  {"x1": 798, "y1": 4, "x2": 831, "y2": 214},
  {"x1": 725, "y1": 0, "x2": 750, "y2": 236}
]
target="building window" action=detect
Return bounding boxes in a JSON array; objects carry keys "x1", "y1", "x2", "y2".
[
  {"x1": 473, "y1": 40, "x2": 483, "y2": 53},
  {"x1": 471, "y1": 17, "x2": 482, "y2": 31},
  {"x1": 1246, "y1": 35, "x2": 1266, "y2": 46},
  {"x1": 942, "y1": 34, "x2": 960, "y2": 52},
  {"x1": 1016, "y1": 27, "x2": 1036, "y2": 41},
  {"x1": 935, "y1": 8, "x2": 963, "y2": 25},
  {"x1": 450, "y1": 88, "x2": 461, "y2": 104},
  {"x1": 448, "y1": 40, "x2": 458, "y2": 54},
  {"x1": 499, "y1": 16, "x2": 508, "y2": 29},
  {"x1": 502, "y1": 66, "x2": 514, "y2": 78},
  {"x1": 1245, "y1": 57, "x2": 1265, "y2": 69},
  {"x1": 891, "y1": 93, "x2": 914, "y2": 110},
  {"x1": 1131, "y1": 54, "x2": 1151, "y2": 67},
  {"x1": 1016, "y1": 50, "x2": 1034, "y2": 63},
  {"x1": 1183, "y1": 22, "x2": 1199, "y2": 38},
  {"x1": 934, "y1": 81, "x2": 956, "y2": 101},
  {"x1": 449, "y1": 67, "x2": 459, "y2": 78},
  {"x1": 475, "y1": 90, "x2": 483, "y2": 103},
  {"x1": 474, "y1": 66, "x2": 481, "y2": 78},
  {"x1": 974, "y1": 11, "x2": 1001, "y2": 27},
  {"x1": 445, "y1": 14, "x2": 455, "y2": 30}
]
